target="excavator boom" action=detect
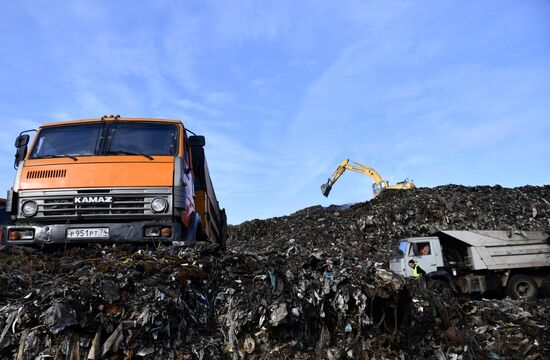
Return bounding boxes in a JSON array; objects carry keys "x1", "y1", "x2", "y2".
[{"x1": 321, "y1": 159, "x2": 415, "y2": 197}]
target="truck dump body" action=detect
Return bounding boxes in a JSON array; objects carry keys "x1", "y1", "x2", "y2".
[
  {"x1": 190, "y1": 139, "x2": 227, "y2": 245},
  {"x1": 437, "y1": 230, "x2": 550, "y2": 271}
]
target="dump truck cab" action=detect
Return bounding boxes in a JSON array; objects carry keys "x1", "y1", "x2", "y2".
[
  {"x1": 3, "y1": 116, "x2": 226, "y2": 246},
  {"x1": 390, "y1": 231, "x2": 550, "y2": 299}
]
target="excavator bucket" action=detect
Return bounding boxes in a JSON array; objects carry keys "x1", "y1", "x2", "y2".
[{"x1": 321, "y1": 181, "x2": 332, "y2": 197}]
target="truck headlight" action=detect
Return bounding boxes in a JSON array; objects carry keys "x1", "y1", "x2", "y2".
[
  {"x1": 21, "y1": 200, "x2": 38, "y2": 217},
  {"x1": 151, "y1": 198, "x2": 168, "y2": 213}
]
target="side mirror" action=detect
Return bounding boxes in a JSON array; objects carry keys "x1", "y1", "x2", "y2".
[
  {"x1": 13, "y1": 130, "x2": 37, "y2": 169},
  {"x1": 188, "y1": 135, "x2": 205, "y2": 147},
  {"x1": 15, "y1": 134, "x2": 30, "y2": 148},
  {"x1": 14, "y1": 145, "x2": 27, "y2": 169},
  {"x1": 14, "y1": 134, "x2": 31, "y2": 169}
]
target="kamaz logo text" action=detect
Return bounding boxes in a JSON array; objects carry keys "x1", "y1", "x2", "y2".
[{"x1": 74, "y1": 196, "x2": 113, "y2": 204}]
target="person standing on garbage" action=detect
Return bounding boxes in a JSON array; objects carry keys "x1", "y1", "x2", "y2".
[{"x1": 408, "y1": 260, "x2": 426, "y2": 278}]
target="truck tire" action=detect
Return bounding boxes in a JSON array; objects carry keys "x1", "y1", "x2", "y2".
[{"x1": 507, "y1": 274, "x2": 539, "y2": 300}]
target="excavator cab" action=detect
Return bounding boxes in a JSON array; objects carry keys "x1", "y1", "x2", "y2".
[{"x1": 372, "y1": 182, "x2": 387, "y2": 196}]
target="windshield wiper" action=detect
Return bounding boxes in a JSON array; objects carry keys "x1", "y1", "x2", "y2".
[
  {"x1": 35, "y1": 154, "x2": 78, "y2": 161},
  {"x1": 104, "y1": 150, "x2": 154, "y2": 160}
]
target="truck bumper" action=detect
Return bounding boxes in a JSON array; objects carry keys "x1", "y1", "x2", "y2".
[{"x1": 1, "y1": 220, "x2": 183, "y2": 245}]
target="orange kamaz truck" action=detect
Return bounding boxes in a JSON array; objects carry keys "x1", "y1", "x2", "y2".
[{"x1": 2, "y1": 116, "x2": 227, "y2": 246}]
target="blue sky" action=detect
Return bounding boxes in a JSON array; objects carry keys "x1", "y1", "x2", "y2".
[{"x1": 1, "y1": 1, "x2": 549, "y2": 224}]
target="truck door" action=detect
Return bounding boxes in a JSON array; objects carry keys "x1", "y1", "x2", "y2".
[{"x1": 406, "y1": 240, "x2": 438, "y2": 276}]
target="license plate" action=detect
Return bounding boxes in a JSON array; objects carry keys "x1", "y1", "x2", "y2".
[{"x1": 67, "y1": 228, "x2": 109, "y2": 239}]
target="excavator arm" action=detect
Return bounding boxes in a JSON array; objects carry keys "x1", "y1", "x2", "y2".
[
  {"x1": 321, "y1": 159, "x2": 415, "y2": 197},
  {"x1": 321, "y1": 159, "x2": 386, "y2": 197},
  {"x1": 321, "y1": 160, "x2": 348, "y2": 197},
  {"x1": 342, "y1": 160, "x2": 384, "y2": 183}
]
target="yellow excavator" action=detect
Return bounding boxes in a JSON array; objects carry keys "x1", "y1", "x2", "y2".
[{"x1": 321, "y1": 159, "x2": 415, "y2": 197}]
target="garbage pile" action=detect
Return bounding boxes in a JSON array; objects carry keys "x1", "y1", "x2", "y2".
[
  {"x1": 459, "y1": 297, "x2": 550, "y2": 359},
  {"x1": 0, "y1": 184, "x2": 549, "y2": 359},
  {"x1": 399, "y1": 280, "x2": 550, "y2": 360},
  {"x1": 0, "y1": 243, "x2": 412, "y2": 359},
  {"x1": 216, "y1": 246, "x2": 413, "y2": 359},
  {"x1": 229, "y1": 185, "x2": 550, "y2": 261},
  {"x1": 225, "y1": 185, "x2": 550, "y2": 358},
  {"x1": 0, "y1": 244, "x2": 226, "y2": 359}
]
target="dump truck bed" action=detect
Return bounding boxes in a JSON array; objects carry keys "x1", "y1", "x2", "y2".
[
  {"x1": 437, "y1": 230, "x2": 550, "y2": 271},
  {"x1": 190, "y1": 144, "x2": 227, "y2": 245}
]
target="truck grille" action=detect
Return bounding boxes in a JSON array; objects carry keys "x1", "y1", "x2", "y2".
[
  {"x1": 27, "y1": 169, "x2": 67, "y2": 179},
  {"x1": 18, "y1": 188, "x2": 172, "y2": 220}
]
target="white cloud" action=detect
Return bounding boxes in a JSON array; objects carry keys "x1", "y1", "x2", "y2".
[{"x1": 175, "y1": 99, "x2": 220, "y2": 117}]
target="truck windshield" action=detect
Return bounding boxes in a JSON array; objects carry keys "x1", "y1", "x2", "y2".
[
  {"x1": 105, "y1": 122, "x2": 178, "y2": 156},
  {"x1": 29, "y1": 122, "x2": 178, "y2": 158},
  {"x1": 30, "y1": 124, "x2": 103, "y2": 159},
  {"x1": 394, "y1": 240, "x2": 407, "y2": 258}
]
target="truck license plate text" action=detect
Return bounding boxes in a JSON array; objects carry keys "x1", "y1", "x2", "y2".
[{"x1": 67, "y1": 228, "x2": 109, "y2": 239}]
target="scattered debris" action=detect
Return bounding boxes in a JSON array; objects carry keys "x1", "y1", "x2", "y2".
[{"x1": 0, "y1": 185, "x2": 548, "y2": 358}]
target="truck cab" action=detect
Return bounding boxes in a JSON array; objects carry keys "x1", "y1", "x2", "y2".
[
  {"x1": 3, "y1": 116, "x2": 226, "y2": 246},
  {"x1": 390, "y1": 237, "x2": 445, "y2": 277}
]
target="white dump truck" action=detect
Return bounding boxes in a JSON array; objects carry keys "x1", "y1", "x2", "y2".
[{"x1": 389, "y1": 230, "x2": 550, "y2": 299}]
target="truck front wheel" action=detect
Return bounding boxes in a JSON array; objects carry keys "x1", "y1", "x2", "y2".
[{"x1": 507, "y1": 275, "x2": 538, "y2": 299}]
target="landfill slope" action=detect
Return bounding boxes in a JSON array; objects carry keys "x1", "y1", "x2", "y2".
[
  {"x1": 0, "y1": 184, "x2": 548, "y2": 359},
  {"x1": 229, "y1": 185, "x2": 550, "y2": 260},
  {"x1": 225, "y1": 184, "x2": 550, "y2": 359}
]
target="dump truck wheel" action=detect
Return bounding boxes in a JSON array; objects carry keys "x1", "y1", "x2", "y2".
[{"x1": 507, "y1": 274, "x2": 538, "y2": 299}]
